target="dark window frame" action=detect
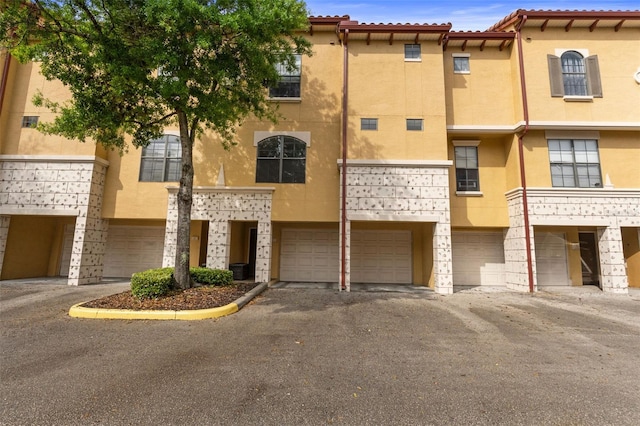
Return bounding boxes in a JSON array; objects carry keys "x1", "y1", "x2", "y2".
[
  {"x1": 269, "y1": 54, "x2": 302, "y2": 98},
  {"x1": 404, "y1": 44, "x2": 421, "y2": 60},
  {"x1": 547, "y1": 52, "x2": 602, "y2": 98},
  {"x1": 256, "y1": 135, "x2": 306, "y2": 184},
  {"x1": 139, "y1": 134, "x2": 182, "y2": 182},
  {"x1": 455, "y1": 146, "x2": 480, "y2": 192},
  {"x1": 21, "y1": 116, "x2": 39, "y2": 128},
  {"x1": 548, "y1": 139, "x2": 602, "y2": 188},
  {"x1": 361, "y1": 118, "x2": 378, "y2": 130},
  {"x1": 406, "y1": 118, "x2": 423, "y2": 131}
]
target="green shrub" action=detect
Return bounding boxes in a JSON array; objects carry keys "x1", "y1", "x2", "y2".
[
  {"x1": 190, "y1": 267, "x2": 234, "y2": 286},
  {"x1": 131, "y1": 267, "x2": 174, "y2": 299}
]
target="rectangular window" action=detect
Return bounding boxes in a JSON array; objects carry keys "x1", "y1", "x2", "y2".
[
  {"x1": 455, "y1": 146, "x2": 479, "y2": 191},
  {"x1": 548, "y1": 139, "x2": 602, "y2": 188},
  {"x1": 269, "y1": 54, "x2": 301, "y2": 98},
  {"x1": 361, "y1": 118, "x2": 378, "y2": 130},
  {"x1": 139, "y1": 135, "x2": 182, "y2": 182},
  {"x1": 453, "y1": 55, "x2": 470, "y2": 74},
  {"x1": 22, "y1": 116, "x2": 39, "y2": 128},
  {"x1": 404, "y1": 44, "x2": 421, "y2": 61},
  {"x1": 406, "y1": 119, "x2": 423, "y2": 131}
]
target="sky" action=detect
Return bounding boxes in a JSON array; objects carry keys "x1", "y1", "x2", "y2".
[{"x1": 304, "y1": 1, "x2": 640, "y2": 31}]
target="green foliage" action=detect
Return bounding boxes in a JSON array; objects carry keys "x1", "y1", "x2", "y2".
[
  {"x1": 0, "y1": 0, "x2": 312, "y2": 151},
  {"x1": 1, "y1": 0, "x2": 311, "y2": 290},
  {"x1": 130, "y1": 267, "x2": 174, "y2": 299},
  {"x1": 190, "y1": 267, "x2": 234, "y2": 286}
]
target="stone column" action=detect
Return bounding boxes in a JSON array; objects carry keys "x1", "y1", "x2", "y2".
[
  {"x1": 67, "y1": 216, "x2": 109, "y2": 285},
  {"x1": 339, "y1": 219, "x2": 351, "y2": 291},
  {"x1": 162, "y1": 193, "x2": 178, "y2": 267},
  {"x1": 504, "y1": 196, "x2": 536, "y2": 292},
  {"x1": 67, "y1": 163, "x2": 109, "y2": 286},
  {"x1": 597, "y1": 226, "x2": 628, "y2": 294},
  {"x1": 206, "y1": 220, "x2": 230, "y2": 270},
  {"x1": 0, "y1": 215, "x2": 10, "y2": 277},
  {"x1": 433, "y1": 221, "x2": 453, "y2": 294},
  {"x1": 255, "y1": 221, "x2": 272, "y2": 283}
]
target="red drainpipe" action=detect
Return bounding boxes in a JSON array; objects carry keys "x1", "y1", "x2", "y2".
[
  {"x1": 0, "y1": 53, "x2": 11, "y2": 116},
  {"x1": 340, "y1": 28, "x2": 349, "y2": 291},
  {"x1": 515, "y1": 15, "x2": 535, "y2": 293}
]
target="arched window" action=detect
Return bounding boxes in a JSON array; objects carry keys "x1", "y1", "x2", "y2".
[
  {"x1": 139, "y1": 134, "x2": 181, "y2": 182},
  {"x1": 561, "y1": 51, "x2": 587, "y2": 96},
  {"x1": 256, "y1": 136, "x2": 306, "y2": 183}
]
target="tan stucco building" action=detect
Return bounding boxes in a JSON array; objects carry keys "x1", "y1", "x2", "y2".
[{"x1": 1, "y1": 10, "x2": 639, "y2": 294}]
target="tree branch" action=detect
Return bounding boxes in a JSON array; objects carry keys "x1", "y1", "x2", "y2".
[{"x1": 71, "y1": 0, "x2": 103, "y2": 36}]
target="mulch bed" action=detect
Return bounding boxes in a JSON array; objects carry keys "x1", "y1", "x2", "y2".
[{"x1": 81, "y1": 282, "x2": 260, "y2": 311}]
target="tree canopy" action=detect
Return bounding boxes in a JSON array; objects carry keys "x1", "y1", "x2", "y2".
[{"x1": 1, "y1": 0, "x2": 312, "y2": 288}]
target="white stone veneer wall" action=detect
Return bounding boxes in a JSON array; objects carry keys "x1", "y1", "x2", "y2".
[
  {"x1": 0, "y1": 156, "x2": 109, "y2": 285},
  {"x1": 506, "y1": 188, "x2": 640, "y2": 294},
  {"x1": 163, "y1": 187, "x2": 274, "y2": 283},
  {"x1": 0, "y1": 216, "x2": 10, "y2": 275},
  {"x1": 338, "y1": 160, "x2": 453, "y2": 294}
]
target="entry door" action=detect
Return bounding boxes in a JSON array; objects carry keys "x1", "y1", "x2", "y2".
[{"x1": 579, "y1": 232, "x2": 600, "y2": 286}]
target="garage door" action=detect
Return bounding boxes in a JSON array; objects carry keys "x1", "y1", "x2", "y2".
[
  {"x1": 280, "y1": 229, "x2": 339, "y2": 282},
  {"x1": 280, "y1": 229, "x2": 412, "y2": 284},
  {"x1": 103, "y1": 226, "x2": 165, "y2": 277},
  {"x1": 351, "y1": 230, "x2": 412, "y2": 284},
  {"x1": 452, "y1": 232, "x2": 506, "y2": 286},
  {"x1": 59, "y1": 225, "x2": 165, "y2": 277},
  {"x1": 534, "y1": 232, "x2": 569, "y2": 286}
]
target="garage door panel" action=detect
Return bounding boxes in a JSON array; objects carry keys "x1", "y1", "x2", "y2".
[
  {"x1": 452, "y1": 232, "x2": 505, "y2": 286},
  {"x1": 103, "y1": 226, "x2": 165, "y2": 277},
  {"x1": 535, "y1": 232, "x2": 569, "y2": 286},
  {"x1": 280, "y1": 229, "x2": 411, "y2": 284}
]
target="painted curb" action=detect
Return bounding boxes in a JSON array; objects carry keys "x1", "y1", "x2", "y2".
[{"x1": 69, "y1": 281, "x2": 270, "y2": 321}]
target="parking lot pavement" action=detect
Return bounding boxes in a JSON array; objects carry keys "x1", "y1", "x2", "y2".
[{"x1": 1, "y1": 280, "x2": 639, "y2": 425}]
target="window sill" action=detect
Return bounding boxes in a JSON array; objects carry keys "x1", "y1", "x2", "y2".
[
  {"x1": 454, "y1": 71, "x2": 470, "y2": 75},
  {"x1": 268, "y1": 97, "x2": 301, "y2": 103},
  {"x1": 404, "y1": 58, "x2": 422, "y2": 62},
  {"x1": 563, "y1": 95, "x2": 593, "y2": 102},
  {"x1": 456, "y1": 191, "x2": 483, "y2": 197}
]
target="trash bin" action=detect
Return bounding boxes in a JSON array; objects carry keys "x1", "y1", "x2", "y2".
[{"x1": 229, "y1": 263, "x2": 249, "y2": 280}]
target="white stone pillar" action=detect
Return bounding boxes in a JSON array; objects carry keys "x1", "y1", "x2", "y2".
[
  {"x1": 67, "y1": 216, "x2": 109, "y2": 285},
  {"x1": 504, "y1": 196, "x2": 536, "y2": 292},
  {"x1": 255, "y1": 221, "x2": 272, "y2": 283},
  {"x1": 433, "y1": 221, "x2": 453, "y2": 294},
  {"x1": 206, "y1": 220, "x2": 230, "y2": 270},
  {"x1": 597, "y1": 226, "x2": 628, "y2": 294},
  {"x1": 0, "y1": 215, "x2": 10, "y2": 277}
]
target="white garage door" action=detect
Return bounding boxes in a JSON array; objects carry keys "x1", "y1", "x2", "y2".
[
  {"x1": 351, "y1": 230, "x2": 412, "y2": 284},
  {"x1": 59, "y1": 225, "x2": 165, "y2": 277},
  {"x1": 280, "y1": 229, "x2": 339, "y2": 282},
  {"x1": 103, "y1": 226, "x2": 165, "y2": 277},
  {"x1": 535, "y1": 232, "x2": 569, "y2": 286},
  {"x1": 279, "y1": 229, "x2": 412, "y2": 284},
  {"x1": 452, "y1": 232, "x2": 506, "y2": 286}
]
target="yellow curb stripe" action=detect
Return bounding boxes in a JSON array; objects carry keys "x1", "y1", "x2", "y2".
[{"x1": 69, "y1": 302, "x2": 239, "y2": 320}]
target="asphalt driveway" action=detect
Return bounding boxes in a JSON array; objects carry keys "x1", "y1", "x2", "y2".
[{"x1": 1, "y1": 280, "x2": 639, "y2": 425}]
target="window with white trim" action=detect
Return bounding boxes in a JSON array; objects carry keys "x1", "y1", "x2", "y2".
[
  {"x1": 139, "y1": 134, "x2": 182, "y2": 182},
  {"x1": 548, "y1": 139, "x2": 602, "y2": 188},
  {"x1": 453, "y1": 54, "x2": 470, "y2": 74},
  {"x1": 361, "y1": 118, "x2": 378, "y2": 130},
  {"x1": 269, "y1": 54, "x2": 301, "y2": 98},
  {"x1": 547, "y1": 50, "x2": 602, "y2": 98},
  {"x1": 406, "y1": 119, "x2": 423, "y2": 131},
  {"x1": 455, "y1": 146, "x2": 479, "y2": 191},
  {"x1": 256, "y1": 135, "x2": 306, "y2": 183},
  {"x1": 404, "y1": 44, "x2": 421, "y2": 61}
]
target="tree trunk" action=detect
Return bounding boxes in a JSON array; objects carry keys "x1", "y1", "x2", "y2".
[{"x1": 174, "y1": 110, "x2": 194, "y2": 289}]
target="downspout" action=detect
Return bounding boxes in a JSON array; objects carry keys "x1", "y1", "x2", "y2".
[
  {"x1": 515, "y1": 15, "x2": 535, "y2": 293},
  {"x1": 340, "y1": 28, "x2": 349, "y2": 291},
  {"x1": 0, "y1": 53, "x2": 11, "y2": 115}
]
